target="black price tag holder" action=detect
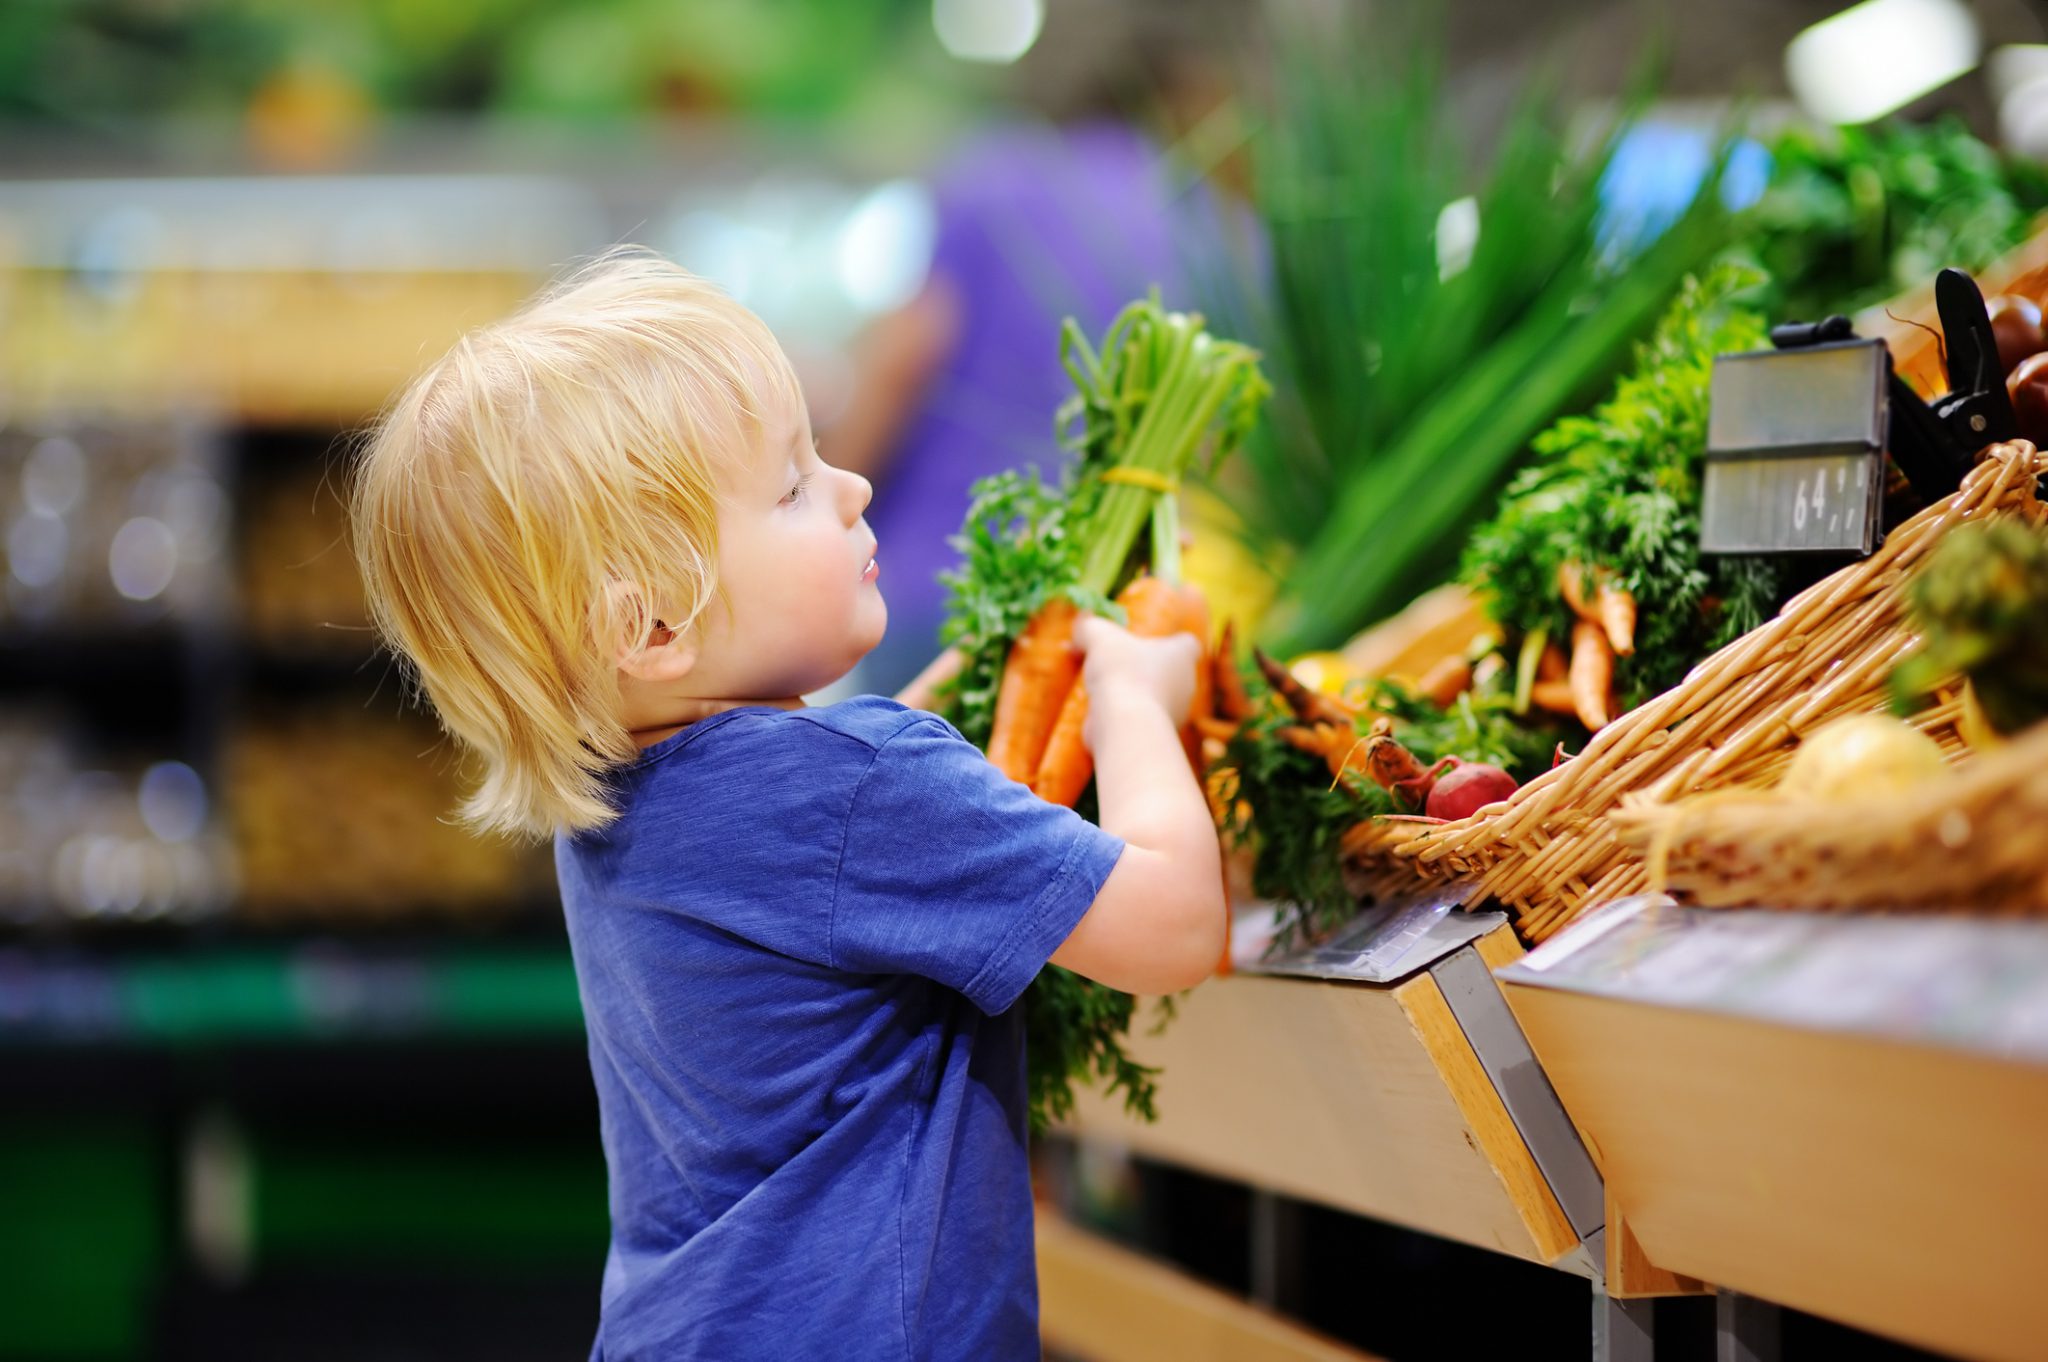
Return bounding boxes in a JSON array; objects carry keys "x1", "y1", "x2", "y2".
[
  {"x1": 1701, "y1": 268, "x2": 2016, "y2": 559},
  {"x1": 1702, "y1": 340, "x2": 1888, "y2": 555}
]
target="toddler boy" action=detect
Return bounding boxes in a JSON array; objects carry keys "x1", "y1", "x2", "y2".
[{"x1": 352, "y1": 253, "x2": 1223, "y2": 1360}]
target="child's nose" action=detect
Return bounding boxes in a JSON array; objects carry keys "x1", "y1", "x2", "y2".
[{"x1": 840, "y1": 468, "x2": 872, "y2": 521}]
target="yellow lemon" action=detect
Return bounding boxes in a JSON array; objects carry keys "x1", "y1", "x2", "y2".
[{"x1": 1286, "y1": 652, "x2": 1353, "y2": 697}]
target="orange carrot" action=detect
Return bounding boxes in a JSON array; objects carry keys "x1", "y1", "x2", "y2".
[
  {"x1": 986, "y1": 597, "x2": 1080, "y2": 782},
  {"x1": 1212, "y1": 621, "x2": 1253, "y2": 722},
  {"x1": 1529, "y1": 678, "x2": 1578, "y2": 715},
  {"x1": 1559, "y1": 561, "x2": 1597, "y2": 622},
  {"x1": 1180, "y1": 587, "x2": 1214, "y2": 773},
  {"x1": 1032, "y1": 684, "x2": 1100, "y2": 804},
  {"x1": 1272, "y1": 720, "x2": 1374, "y2": 785},
  {"x1": 1203, "y1": 763, "x2": 1241, "y2": 818},
  {"x1": 1561, "y1": 561, "x2": 1637, "y2": 658},
  {"x1": 1278, "y1": 723, "x2": 1342, "y2": 779},
  {"x1": 1252, "y1": 648, "x2": 1355, "y2": 728},
  {"x1": 1033, "y1": 576, "x2": 1192, "y2": 807},
  {"x1": 1568, "y1": 618, "x2": 1613, "y2": 731},
  {"x1": 1361, "y1": 717, "x2": 1439, "y2": 805},
  {"x1": 1597, "y1": 584, "x2": 1637, "y2": 657},
  {"x1": 1417, "y1": 654, "x2": 1474, "y2": 708},
  {"x1": 1275, "y1": 723, "x2": 1335, "y2": 757}
]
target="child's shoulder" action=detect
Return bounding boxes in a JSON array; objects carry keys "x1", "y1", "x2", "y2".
[
  {"x1": 628, "y1": 697, "x2": 982, "y2": 832},
  {"x1": 784, "y1": 695, "x2": 954, "y2": 751},
  {"x1": 653, "y1": 696, "x2": 962, "y2": 768},
  {"x1": 602, "y1": 699, "x2": 969, "y2": 846}
]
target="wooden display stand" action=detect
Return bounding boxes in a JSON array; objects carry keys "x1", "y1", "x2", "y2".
[
  {"x1": 1504, "y1": 979, "x2": 2048, "y2": 1362},
  {"x1": 1061, "y1": 924, "x2": 1607, "y2": 1273},
  {"x1": 1035, "y1": 1211, "x2": 1376, "y2": 1362}
]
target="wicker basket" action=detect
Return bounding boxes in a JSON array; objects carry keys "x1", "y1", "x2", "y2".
[
  {"x1": 1610, "y1": 715, "x2": 2048, "y2": 913},
  {"x1": 1340, "y1": 440, "x2": 2048, "y2": 942}
]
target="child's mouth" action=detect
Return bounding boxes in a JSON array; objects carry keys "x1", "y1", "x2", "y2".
[{"x1": 860, "y1": 555, "x2": 879, "y2": 583}]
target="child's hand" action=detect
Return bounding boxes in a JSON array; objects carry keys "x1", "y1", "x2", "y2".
[
  {"x1": 1053, "y1": 613, "x2": 1224, "y2": 995},
  {"x1": 1073, "y1": 613, "x2": 1200, "y2": 743}
]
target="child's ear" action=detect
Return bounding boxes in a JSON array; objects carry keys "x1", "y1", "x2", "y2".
[
  {"x1": 618, "y1": 620, "x2": 697, "y2": 684},
  {"x1": 608, "y1": 581, "x2": 697, "y2": 683}
]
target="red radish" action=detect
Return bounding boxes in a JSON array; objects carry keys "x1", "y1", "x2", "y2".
[{"x1": 1424, "y1": 761, "x2": 1519, "y2": 821}]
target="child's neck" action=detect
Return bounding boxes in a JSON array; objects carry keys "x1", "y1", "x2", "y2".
[{"x1": 628, "y1": 695, "x2": 805, "y2": 749}]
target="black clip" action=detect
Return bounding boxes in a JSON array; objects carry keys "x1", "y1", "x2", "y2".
[{"x1": 1770, "y1": 268, "x2": 2012, "y2": 504}]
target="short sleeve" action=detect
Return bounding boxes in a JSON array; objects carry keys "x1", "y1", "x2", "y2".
[{"x1": 830, "y1": 717, "x2": 1125, "y2": 1015}]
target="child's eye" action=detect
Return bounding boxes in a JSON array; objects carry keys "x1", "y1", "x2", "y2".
[{"x1": 781, "y1": 475, "x2": 811, "y2": 506}]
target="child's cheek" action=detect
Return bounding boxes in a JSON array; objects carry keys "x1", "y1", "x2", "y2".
[{"x1": 807, "y1": 532, "x2": 847, "y2": 599}]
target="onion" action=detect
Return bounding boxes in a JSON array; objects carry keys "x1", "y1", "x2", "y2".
[
  {"x1": 1780, "y1": 714, "x2": 1948, "y2": 800},
  {"x1": 1425, "y1": 761, "x2": 1519, "y2": 821},
  {"x1": 1988, "y1": 294, "x2": 2046, "y2": 373},
  {"x1": 2007, "y1": 352, "x2": 2048, "y2": 447}
]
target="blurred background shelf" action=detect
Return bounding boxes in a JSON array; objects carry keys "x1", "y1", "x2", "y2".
[
  {"x1": 0, "y1": 934, "x2": 581, "y2": 1046},
  {"x1": 0, "y1": 932, "x2": 596, "y2": 1362}
]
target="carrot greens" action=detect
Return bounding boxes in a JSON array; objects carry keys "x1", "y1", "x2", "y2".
[{"x1": 1459, "y1": 265, "x2": 1785, "y2": 712}]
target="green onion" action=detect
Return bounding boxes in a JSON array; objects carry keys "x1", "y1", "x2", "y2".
[
  {"x1": 1264, "y1": 200, "x2": 1730, "y2": 655},
  {"x1": 1198, "y1": 10, "x2": 1735, "y2": 655}
]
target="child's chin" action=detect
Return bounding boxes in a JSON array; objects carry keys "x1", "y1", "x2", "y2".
[{"x1": 835, "y1": 617, "x2": 887, "y2": 679}]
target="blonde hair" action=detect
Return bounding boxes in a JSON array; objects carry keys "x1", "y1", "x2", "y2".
[{"x1": 351, "y1": 249, "x2": 801, "y2": 839}]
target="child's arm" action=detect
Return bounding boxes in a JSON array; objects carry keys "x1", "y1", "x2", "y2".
[
  {"x1": 1048, "y1": 616, "x2": 1226, "y2": 995},
  {"x1": 893, "y1": 648, "x2": 963, "y2": 711}
]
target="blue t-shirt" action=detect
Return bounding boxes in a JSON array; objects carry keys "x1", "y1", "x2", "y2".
[{"x1": 555, "y1": 696, "x2": 1125, "y2": 1361}]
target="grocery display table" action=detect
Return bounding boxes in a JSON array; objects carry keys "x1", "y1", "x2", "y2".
[
  {"x1": 1060, "y1": 903, "x2": 1619, "y2": 1280},
  {"x1": 1500, "y1": 900, "x2": 2048, "y2": 1362},
  {"x1": 1035, "y1": 1211, "x2": 1375, "y2": 1362}
]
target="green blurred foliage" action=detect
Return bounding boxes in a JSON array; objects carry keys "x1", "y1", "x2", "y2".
[
  {"x1": 1739, "y1": 116, "x2": 2048, "y2": 323},
  {"x1": 0, "y1": 0, "x2": 921, "y2": 123}
]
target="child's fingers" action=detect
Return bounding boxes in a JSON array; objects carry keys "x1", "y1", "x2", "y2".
[
  {"x1": 1071, "y1": 613, "x2": 1119, "y2": 654},
  {"x1": 1076, "y1": 616, "x2": 1200, "y2": 663},
  {"x1": 1144, "y1": 629, "x2": 1202, "y2": 668}
]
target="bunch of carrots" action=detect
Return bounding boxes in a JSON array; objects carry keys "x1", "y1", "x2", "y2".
[
  {"x1": 987, "y1": 578, "x2": 1218, "y2": 803},
  {"x1": 1516, "y1": 562, "x2": 1637, "y2": 732},
  {"x1": 931, "y1": 296, "x2": 1266, "y2": 1133},
  {"x1": 980, "y1": 295, "x2": 1268, "y2": 805}
]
